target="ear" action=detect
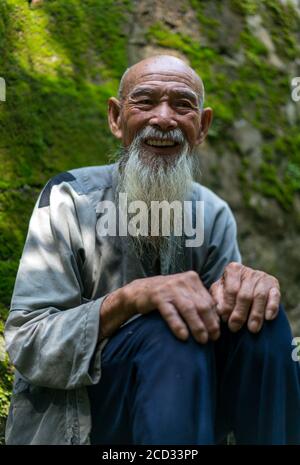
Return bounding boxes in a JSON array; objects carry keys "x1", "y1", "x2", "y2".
[
  {"x1": 196, "y1": 107, "x2": 213, "y2": 145},
  {"x1": 108, "y1": 97, "x2": 123, "y2": 140}
]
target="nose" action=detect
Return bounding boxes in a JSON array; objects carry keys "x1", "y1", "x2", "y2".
[{"x1": 148, "y1": 101, "x2": 178, "y2": 132}]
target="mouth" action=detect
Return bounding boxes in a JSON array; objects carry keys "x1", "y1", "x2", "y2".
[{"x1": 144, "y1": 139, "x2": 180, "y2": 149}]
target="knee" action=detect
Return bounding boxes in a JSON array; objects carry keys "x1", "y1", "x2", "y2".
[
  {"x1": 240, "y1": 304, "x2": 294, "y2": 364},
  {"x1": 134, "y1": 311, "x2": 214, "y2": 368}
]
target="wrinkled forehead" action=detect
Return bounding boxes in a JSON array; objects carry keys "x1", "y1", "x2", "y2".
[{"x1": 121, "y1": 59, "x2": 203, "y2": 100}]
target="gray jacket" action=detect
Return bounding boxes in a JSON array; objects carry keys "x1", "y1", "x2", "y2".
[{"x1": 4, "y1": 162, "x2": 241, "y2": 444}]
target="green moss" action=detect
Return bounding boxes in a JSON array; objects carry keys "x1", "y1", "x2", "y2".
[
  {"x1": 146, "y1": 23, "x2": 219, "y2": 64},
  {"x1": 230, "y1": 0, "x2": 259, "y2": 16},
  {"x1": 263, "y1": 0, "x2": 299, "y2": 60},
  {"x1": 147, "y1": 3, "x2": 300, "y2": 212},
  {"x1": 0, "y1": 0, "x2": 132, "y2": 424},
  {"x1": 189, "y1": 0, "x2": 221, "y2": 41},
  {"x1": 254, "y1": 162, "x2": 293, "y2": 210},
  {"x1": 146, "y1": 22, "x2": 234, "y2": 134},
  {"x1": 240, "y1": 31, "x2": 268, "y2": 56}
]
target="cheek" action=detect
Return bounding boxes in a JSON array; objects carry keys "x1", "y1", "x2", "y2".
[
  {"x1": 123, "y1": 112, "x2": 148, "y2": 143},
  {"x1": 182, "y1": 118, "x2": 201, "y2": 142}
]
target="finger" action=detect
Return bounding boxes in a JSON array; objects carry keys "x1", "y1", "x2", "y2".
[
  {"x1": 265, "y1": 287, "x2": 281, "y2": 320},
  {"x1": 158, "y1": 302, "x2": 189, "y2": 341},
  {"x1": 247, "y1": 285, "x2": 268, "y2": 333},
  {"x1": 210, "y1": 279, "x2": 225, "y2": 314},
  {"x1": 193, "y1": 279, "x2": 220, "y2": 323},
  {"x1": 228, "y1": 279, "x2": 256, "y2": 332},
  {"x1": 180, "y1": 303, "x2": 210, "y2": 344},
  {"x1": 187, "y1": 275, "x2": 221, "y2": 339},
  {"x1": 174, "y1": 296, "x2": 209, "y2": 344},
  {"x1": 222, "y1": 263, "x2": 242, "y2": 320},
  {"x1": 194, "y1": 294, "x2": 220, "y2": 341}
]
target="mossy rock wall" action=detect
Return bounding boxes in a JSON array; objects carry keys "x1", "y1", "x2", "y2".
[{"x1": 1, "y1": 0, "x2": 300, "y2": 441}]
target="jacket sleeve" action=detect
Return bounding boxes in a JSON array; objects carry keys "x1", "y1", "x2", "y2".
[
  {"x1": 4, "y1": 176, "x2": 109, "y2": 390},
  {"x1": 200, "y1": 201, "x2": 242, "y2": 288}
]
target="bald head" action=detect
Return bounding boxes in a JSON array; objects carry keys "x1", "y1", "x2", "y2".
[{"x1": 118, "y1": 55, "x2": 205, "y2": 109}]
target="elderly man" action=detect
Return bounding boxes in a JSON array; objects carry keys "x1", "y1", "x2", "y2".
[{"x1": 4, "y1": 55, "x2": 300, "y2": 445}]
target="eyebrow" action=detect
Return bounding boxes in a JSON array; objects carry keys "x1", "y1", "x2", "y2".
[
  {"x1": 172, "y1": 89, "x2": 199, "y2": 105},
  {"x1": 128, "y1": 87, "x2": 156, "y2": 99},
  {"x1": 128, "y1": 86, "x2": 199, "y2": 104}
]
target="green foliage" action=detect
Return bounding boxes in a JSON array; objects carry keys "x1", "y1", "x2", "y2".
[
  {"x1": 230, "y1": 0, "x2": 259, "y2": 16},
  {"x1": 264, "y1": 0, "x2": 298, "y2": 60},
  {"x1": 240, "y1": 31, "x2": 268, "y2": 56},
  {"x1": 0, "y1": 0, "x2": 131, "y2": 425}
]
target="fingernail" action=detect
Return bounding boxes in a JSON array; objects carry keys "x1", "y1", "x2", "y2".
[
  {"x1": 266, "y1": 310, "x2": 274, "y2": 320},
  {"x1": 179, "y1": 328, "x2": 189, "y2": 339},
  {"x1": 229, "y1": 322, "x2": 241, "y2": 332},
  {"x1": 211, "y1": 330, "x2": 220, "y2": 341},
  {"x1": 249, "y1": 320, "x2": 259, "y2": 332},
  {"x1": 199, "y1": 332, "x2": 208, "y2": 344}
]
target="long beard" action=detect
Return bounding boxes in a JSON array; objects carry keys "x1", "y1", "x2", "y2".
[{"x1": 115, "y1": 127, "x2": 201, "y2": 260}]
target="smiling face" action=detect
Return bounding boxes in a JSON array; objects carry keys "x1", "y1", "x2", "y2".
[
  {"x1": 108, "y1": 55, "x2": 213, "y2": 158},
  {"x1": 110, "y1": 57, "x2": 212, "y2": 255}
]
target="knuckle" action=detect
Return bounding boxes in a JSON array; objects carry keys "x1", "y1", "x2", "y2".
[
  {"x1": 150, "y1": 289, "x2": 162, "y2": 305},
  {"x1": 250, "y1": 308, "x2": 264, "y2": 318},
  {"x1": 186, "y1": 270, "x2": 198, "y2": 280},
  {"x1": 207, "y1": 320, "x2": 220, "y2": 332},
  {"x1": 221, "y1": 301, "x2": 234, "y2": 312},
  {"x1": 162, "y1": 308, "x2": 177, "y2": 320},
  {"x1": 180, "y1": 302, "x2": 196, "y2": 314},
  {"x1": 271, "y1": 286, "x2": 281, "y2": 297},
  {"x1": 158, "y1": 307, "x2": 180, "y2": 325},
  {"x1": 254, "y1": 269, "x2": 265, "y2": 278},
  {"x1": 225, "y1": 289, "x2": 238, "y2": 302},
  {"x1": 198, "y1": 302, "x2": 213, "y2": 315},
  {"x1": 226, "y1": 262, "x2": 242, "y2": 273},
  {"x1": 218, "y1": 306, "x2": 230, "y2": 316},
  {"x1": 193, "y1": 326, "x2": 207, "y2": 339},
  {"x1": 231, "y1": 314, "x2": 247, "y2": 325},
  {"x1": 253, "y1": 290, "x2": 267, "y2": 301},
  {"x1": 171, "y1": 321, "x2": 185, "y2": 333},
  {"x1": 209, "y1": 281, "x2": 218, "y2": 293},
  {"x1": 174, "y1": 275, "x2": 185, "y2": 285},
  {"x1": 203, "y1": 294, "x2": 214, "y2": 307},
  {"x1": 122, "y1": 285, "x2": 130, "y2": 301},
  {"x1": 192, "y1": 322, "x2": 205, "y2": 333},
  {"x1": 237, "y1": 291, "x2": 252, "y2": 303},
  {"x1": 267, "y1": 302, "x2": 279, "y2": 312},
  {"x1": 233, "y1": 308, "x2": 247, "y2": 320}
]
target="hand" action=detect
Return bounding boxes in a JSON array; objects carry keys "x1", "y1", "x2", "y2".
[
  {"x1": 209, "y1": 262, "x2": 281, "y2": 333},
  {"x1": 123, "y1": 271, "x2": 220, "y2": 344}
]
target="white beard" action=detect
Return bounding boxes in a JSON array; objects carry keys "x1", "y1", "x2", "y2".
[{"x1": 116, "y1": 126, "x2": 200, "y2": 259}]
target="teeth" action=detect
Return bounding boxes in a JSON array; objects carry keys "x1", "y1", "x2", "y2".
[{"x1": 146, "y1": 139, "x2": 176, "y2": 147}]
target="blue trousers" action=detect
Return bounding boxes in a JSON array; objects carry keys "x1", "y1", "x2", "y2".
[{"x1": 87, "y1": 304, "x2": 300, "y2": 444}]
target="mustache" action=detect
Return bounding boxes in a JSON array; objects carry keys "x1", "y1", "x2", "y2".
[{"x1": 133, "y1": 126, "x2": 187, "y2": 146}]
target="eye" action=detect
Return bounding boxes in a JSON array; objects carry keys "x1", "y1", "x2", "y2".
[
  {"x1": 137, "y1": 99, "x2": 152, "y2": 105},
  {"x1": 175, "y1": 100, "x2": 193, "y2": 108}
]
